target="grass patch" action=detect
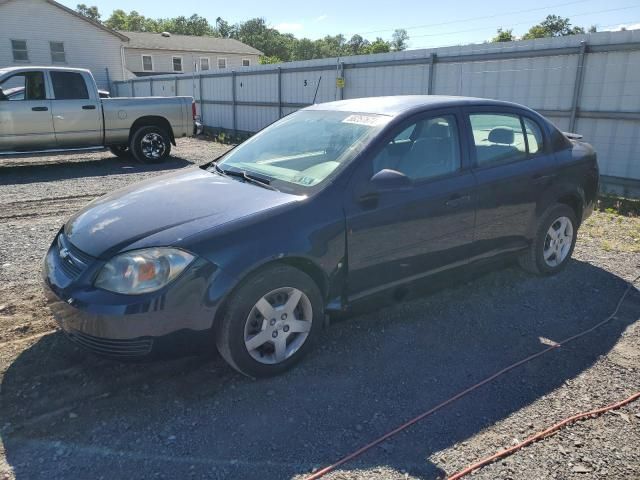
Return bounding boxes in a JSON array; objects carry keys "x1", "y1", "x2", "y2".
[
  {"x1": 596, "y1": 194, "x2": 640, "y2": 217},
  {"x1": 580, "y1": 210, "x2": 640, "y2": 253}
]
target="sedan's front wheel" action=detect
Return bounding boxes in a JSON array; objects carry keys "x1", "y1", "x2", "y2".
[
  {"x1": 519, "y1": 204, "x2": 578, "y2": 275},
  {"x1": 215, "y1": 265, "x2": 323, "y2": 377}
]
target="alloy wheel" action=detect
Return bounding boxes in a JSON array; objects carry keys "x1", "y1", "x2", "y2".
[{"x1": 543, "y1": 216, "x2": 573, "y2": 267}]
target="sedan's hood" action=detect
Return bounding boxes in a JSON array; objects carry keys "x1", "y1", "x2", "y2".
[{"x1": 65, "y1": 168, "x2": 300, "y2": 258}]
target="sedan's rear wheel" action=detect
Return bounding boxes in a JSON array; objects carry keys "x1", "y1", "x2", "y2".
[
  {"x1": 216, "y1": 265, "x2": 323, "y2": 378},
  {"x1": 519, "y1": 204, "x2": 578, "y2": 275}
]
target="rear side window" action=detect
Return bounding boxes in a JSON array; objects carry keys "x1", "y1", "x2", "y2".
[
  {"x1": 470, "y1": 113, "x2": 527, "y2": 167},
  {"x1": 523, "y1": 117, "x2": 544, "y2": 155},
  {"x1": 50, "y1": 71, "x2": 89, "y2": 100}
]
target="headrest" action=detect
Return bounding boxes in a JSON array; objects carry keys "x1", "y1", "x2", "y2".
[
  {"x1": 426, "y1": 123, "x2": 450, "y2": 138},
  {"x1": 488, "y1": 127, "x2": 514, "y2": 145}
]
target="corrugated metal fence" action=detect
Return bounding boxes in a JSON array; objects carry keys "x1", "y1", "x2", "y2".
[{"x1": 113, "y1": 29, "x2": 640, "y2": 193}]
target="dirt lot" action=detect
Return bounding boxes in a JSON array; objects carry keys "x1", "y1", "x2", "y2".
[{"x1": 0, "y1": 138, "x2": 639, "y2": 480}]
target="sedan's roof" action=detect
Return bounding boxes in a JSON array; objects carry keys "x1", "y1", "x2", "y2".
[{"x1": 305, "y1": 95, "x2": 526, "y2": 116}]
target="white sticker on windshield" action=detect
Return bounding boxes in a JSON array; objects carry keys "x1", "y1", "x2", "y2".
[{"x1": 342, "y1": 114, "x2": 384, "y2": 126}]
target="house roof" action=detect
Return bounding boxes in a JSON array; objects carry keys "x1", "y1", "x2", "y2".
[
  {"x1": 0, "y1": 0, "x2": 129, "y2": 41},
  {"x1": 120, "y1": 31, "x2": 263, "y2": 56}
]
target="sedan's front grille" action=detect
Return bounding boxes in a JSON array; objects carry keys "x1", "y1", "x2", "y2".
[
  {"x1": 56, "y1": 233, "x2": 93, "y2": 279},
  {"x1": 66, "y1": 329, "x2": 154, "y2": 357}
]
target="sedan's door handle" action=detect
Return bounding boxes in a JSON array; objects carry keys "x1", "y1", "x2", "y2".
[
  {"x1": 82, "y1": 105, "x2": 96, "y2": 110},
  {"x1": 31, "y1": 106, "x2": 49, "y2": 112},
  {"x1": 532, "y1": 173, "x2": 556, "y2": 183},
  {"x1": 445, "y1": 194, "x2": 471, "y2": 208}
]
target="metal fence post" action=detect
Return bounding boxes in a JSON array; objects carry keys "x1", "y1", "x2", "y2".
[
  {"x1": 569, "y1": 41, "x2": 587, "y2": 132},
  {"x1": 149, "y1": 77, "x2": 154, "y2": 96},
  {"x1": 339, "y1": 62, "x2": 345, "y2": 100},
  {"x1": 130, "y1": 79, "x2": 134, "y2": 97},
  {"x1": 198, "y1": 73, "x2": 204, "y2": 124},
  {"x1": 427, "y1": 53, "x2": 437, "y2": 95},
  {"x1": 174, "y1": 77, "x2": 178, "y2": 96},
  {"x1": 278, "y1": 67, "x2": 283, "y2": 118},
  {"x1": 232, "y1": 71, "x2": 237, "y2": 133}
]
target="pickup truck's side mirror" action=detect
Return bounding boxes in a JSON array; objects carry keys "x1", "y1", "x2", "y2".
[{"x1": 370, "y1": 168, "x2": 412, "y2": 191}]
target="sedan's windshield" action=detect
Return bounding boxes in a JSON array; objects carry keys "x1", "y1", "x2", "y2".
[{"x1": 215, "y1": 110, "x2": 390, "y2": 193}]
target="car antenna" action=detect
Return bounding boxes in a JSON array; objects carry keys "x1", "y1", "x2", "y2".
[{"x1": 313, "y1": 76, "x2": 322, "y2": 104}]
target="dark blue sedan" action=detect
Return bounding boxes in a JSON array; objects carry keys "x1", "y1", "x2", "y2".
[{"x1": 43, "y1": 95, "x2": 599, "y2": 377}]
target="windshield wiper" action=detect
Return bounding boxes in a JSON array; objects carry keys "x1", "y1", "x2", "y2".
[{"x1": 214, "y1": 164, "x2": 279, "y2": 192}]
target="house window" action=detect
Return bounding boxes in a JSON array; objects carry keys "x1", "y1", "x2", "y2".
[
  {"x1": 172, "y1": 56, "x2": 183, "y2": 72},
  {"x1": 217, "y1": 57, "x2": 227, "y2": 69},
  {"x1": 142, "y1": 55, "x2": 153, "y2": 72},
  {"x1": 50, "y1": 42, "x2": 66, "y2": 63},
  {"x1": 200, "y1": 57, "x2": 210, "y2": 71},
  {"x1": 242, "y1": 58, "x2": 250, "y2": 67},
  {"x1": 11, "y1": 40, "x2": 28, "y2": 62}
]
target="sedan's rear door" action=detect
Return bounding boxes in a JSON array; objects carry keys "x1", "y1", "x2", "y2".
[{"x1": 463, "y1": 107, "x2": 557, "y2": 256}]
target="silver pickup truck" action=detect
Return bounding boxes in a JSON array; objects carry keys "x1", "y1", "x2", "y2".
[{"x1": 0, "y1": 66, "x2": 201, "y2": 163}]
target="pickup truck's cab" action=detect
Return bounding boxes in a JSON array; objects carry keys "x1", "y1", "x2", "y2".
[{"x1": 0, "y1": 66, "x2": 200, "y2": 162}]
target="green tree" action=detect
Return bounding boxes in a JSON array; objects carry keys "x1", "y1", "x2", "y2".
[
  {"x1": 347, "y1": 34, "x2": 370, "y2": 55},
  {"x1": 522, "y1": 15, "x2": 585, "y2": 39},
  {"x1": 492, "y1": 28, "x2": 515, "y2": 42},
  {"x1": 366, "y1": 38, "x2": 391, "y2": 54},
  {"x1": 391, "y1": 28, "x2": 409, "y2": 51},
  {"x1": 76, "y1": 4, "x2": 101, "y2": 22}
]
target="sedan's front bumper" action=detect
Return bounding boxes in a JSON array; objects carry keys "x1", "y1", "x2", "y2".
[{"x1": 42, "y1": 232, "x2": 224, "y2": 359}]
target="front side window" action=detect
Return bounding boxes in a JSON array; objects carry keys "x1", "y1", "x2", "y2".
[
  {"x1": 11, "y1": 40, "x2": 28, "y2": 62},
  {"x1": 470, "y1": 113, "x2": 527, "y2": 167},
  {"x1": 172, "y1": 56, "x2": 183, "y2": 72},
  {"x1": 142, "y1": 55, "x2": 153, "y2": 71},
  {"x1": 0, "y1": 71, "x2": 46, "y2": 101},
  {"x1": 200, "y1": 57, "x2": 210, "y2": 71},
  {"x1": 218, "y1": 58, "x2": 227, "y2": 69},
  {"x1": 50, "y1": 71, "x2": 89, "y2": 100},
  {"x1": 372, "y1": 114, "x2": 461, "y2": 181},
  {"x1": 50, "y1": 42, "x2": 66, "y2": 63},
  {"x1": 216, "y1": 110, "x2": 391, "y2": 193}
]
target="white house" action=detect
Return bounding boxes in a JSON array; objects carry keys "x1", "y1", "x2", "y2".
[
  {"x1": 0, "y1": 0, "x2": 127, "y2": 89},
  {"x1": 122, "y1": 31, "x2": 262, "y2": 76},
  {"x1": 0, "y1": 0, "x2": 263, "y2": 90}
]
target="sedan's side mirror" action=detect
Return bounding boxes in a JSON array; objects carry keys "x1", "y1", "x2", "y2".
[{"x1": 370, "y1": 168, "x2": 412, "y2": 191}]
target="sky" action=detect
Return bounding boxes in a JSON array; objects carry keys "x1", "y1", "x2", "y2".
[{"x1": 59, "y1": 0, "x2": 640, "y2": 48}]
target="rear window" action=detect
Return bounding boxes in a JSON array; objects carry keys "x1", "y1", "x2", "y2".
[{"x1": 50, "y1": 71, "x2": 89, "y2": 100}]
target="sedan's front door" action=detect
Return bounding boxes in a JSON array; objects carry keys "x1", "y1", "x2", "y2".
[
  {"x1": 345, "y1": 110, "x2": 477, "y2": 301},
  {"x1": 0, "y1": 71, "x2": 55, "y2": 151},
  {"x1": 49, "y1": 71, "x2": 102, "y2": 148}
]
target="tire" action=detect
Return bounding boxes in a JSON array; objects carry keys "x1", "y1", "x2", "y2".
[
  {"x1": 215, "y1": 264, "x2": 324, "y2": 378},
  {"x1": 130, "y1": 126, "x2": 171, "y2": 164},
  {"x1": 109, "y1": 145, "x2": 130, "y2": 159},
  {"x1": 518, "y1": 204, "x2": 578, "y2": 275}
]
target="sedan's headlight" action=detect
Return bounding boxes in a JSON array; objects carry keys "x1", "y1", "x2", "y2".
[{"x1": 95, "y1": 248, "x2": 195, "y2": 295}]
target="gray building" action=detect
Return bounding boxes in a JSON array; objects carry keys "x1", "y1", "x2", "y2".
[{"x1": 122, "y1": 31, "x2": 262, "y2": 76}]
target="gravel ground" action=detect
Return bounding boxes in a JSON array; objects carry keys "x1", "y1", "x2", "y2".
[{"x1": 0, "y1": 138, "x2": 638, "y2": 480}]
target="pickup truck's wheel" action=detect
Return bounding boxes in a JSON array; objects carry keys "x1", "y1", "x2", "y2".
[
  {"x1": 519, "y1": 204, "x2": 578, "y2": 275},
  {"x1": 109, "y1": 145, "x2": 130, "y2": 159},
  {"x1": 215, "y1": 265, "x2": 323, "y2": 378},
  {"x1": 130, "y1": 126, "x2": 171, "y2": 164}
]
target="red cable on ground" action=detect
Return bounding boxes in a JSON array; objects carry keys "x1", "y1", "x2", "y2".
[
  {"x1": 303, "y1": 275, "x2": 639, "y2": 480},
  {"x1": 447, "y1": 391, "x2": 640, "y2": 480}
]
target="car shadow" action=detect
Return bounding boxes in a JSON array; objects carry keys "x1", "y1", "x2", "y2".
[
  {"x1": 1, "y1": 260, "x2": 638, "y2": 479},
  {"x1": 0, "y1": 155, "x2": 194, "y2": 186}
]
